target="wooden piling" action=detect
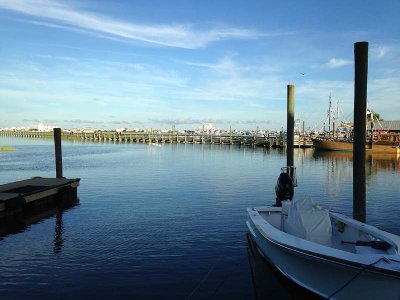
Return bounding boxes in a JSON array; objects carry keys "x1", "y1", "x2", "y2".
[
  {"x1": 287, "y1": 84, "x2": 295, "y2": 167},
  {"x1": 54, "y1": 128, "x2": 63, "y2": 178},
  {"x1": 353, "y1": 41, "x2": 368, "y2": 223}
]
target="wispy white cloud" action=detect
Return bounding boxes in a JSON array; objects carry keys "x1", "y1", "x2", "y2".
[
  {"x1": 368, "y1": 77, "x2": 400, "y2": 118},
  {"x1": 370, "y1": 44, "x2": 399, "y2": 61},
  {"x1": 179, "y1": 56, "x2": 240, "y2": 73},
  {"x1": 295, "y1": 75, "x2": 400, "y2": 126},
  {"x1": 177, "y1": 56, "x2": 282, "y2": 74},
  {"x1": 2, "y1": 45, "x2": 398, "y2": 129},
  {"x1": 373, "y1": 46, "x2": 390, "y2": 59},
  {"x1": 171, "y1": 56, "x2": 287, "y2": 104},
  {"x1": 36, "y1": 54, "x2": 79, "y2": 62},
  {"x1": 247, "y1": 101, "x2": 268, "y2": 110},
  {"x1": 61, "y1": 119, "x2": 142, "y2": 125},
  {"x1": 0, "y1": 0, "x2": 272, "y2": 49},
  {"x1": 150, "y1": 118, "x2": 271, "y2": 126},
  {"x1": 325, "y1": 58, "x2": 352, "y2": 69},
  {"x1": 151, "y1": 118, "x2": 225, "y2": 125}
]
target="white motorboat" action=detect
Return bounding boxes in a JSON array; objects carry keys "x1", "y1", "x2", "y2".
[{"x1": 246, "y1": 168, "x2": 400, "y2": 300}]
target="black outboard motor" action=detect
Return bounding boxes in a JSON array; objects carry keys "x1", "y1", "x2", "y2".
[{"x1": 274, "y1": 167, "x2": 296, "y2": 207}]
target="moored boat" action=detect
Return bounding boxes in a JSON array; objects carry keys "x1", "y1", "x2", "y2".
[
  {"x1": 246, "y1": 168, "x2": 400, "y2": 299},
  {"x1": 312, "y1": 138, "x2": 354, "y2": 152},
  {"x1": 313, "y1": 94, "x2": 400, "y2": 154},
  {"x1": 313, "y1": 132, "x2": 400, "y2": 154}
]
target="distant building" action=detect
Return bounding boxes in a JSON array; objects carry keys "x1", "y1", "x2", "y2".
[
  {"x1": 372, "y1": 120, "x2": 400, "y2": 133},
  {"x1": 38, "y1": 123, "x2": 58, "y2": 132},
  {"x1": 197, "y1": 123, "x2": 213, "y2": 132},
  {"x1": 81, "y1": 128, "x2": 95, "y2": 133}
]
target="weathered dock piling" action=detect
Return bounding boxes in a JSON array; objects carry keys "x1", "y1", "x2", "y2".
[
  {"x1": 353, "y1": 41, "x2": 368, "y2": 223},
  {"x1": 287, "y1": 84, "x2": 295, "y2": 167},
  {"x1": 54, "y1": 128, "x2": 63, "y2": 178}
]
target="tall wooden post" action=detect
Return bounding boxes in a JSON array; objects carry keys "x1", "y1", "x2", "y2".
[
  {"x1": 54, "y1": 128, "x2": 63, "y2": 178},
  {"x1": 353, "y1": 42, "x2": 368, "y2": 223},
  {"x1": 287, "y1": 84, "x2": 295, "y2": 167}
]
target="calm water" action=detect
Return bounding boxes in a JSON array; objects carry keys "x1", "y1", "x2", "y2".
[{"x1": 0, "y1": 137, "x2": 399, "y2": 300}]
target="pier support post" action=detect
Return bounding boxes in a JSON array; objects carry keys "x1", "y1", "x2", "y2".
[
  {"x1": 353, "y1": 42, "x2": 368, "y2": 223},
  {"x1": 287, "y1": 84, "x2": 295, "y2": 167},
  {"x1": 54, "y1": 128, "x2": 63, "y2": 178}
]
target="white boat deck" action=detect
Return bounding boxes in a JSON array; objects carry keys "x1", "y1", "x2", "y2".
[{"x1": 258, "y1": 209, "x2": 393, "y2": 255}]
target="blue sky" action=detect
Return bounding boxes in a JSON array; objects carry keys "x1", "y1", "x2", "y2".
[{"x1": 0, "y1": 0, "x2": 399, "y2": 130}]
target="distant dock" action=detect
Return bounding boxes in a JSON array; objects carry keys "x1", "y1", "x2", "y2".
[
  {"x1": 0, "y1": 130, "x2": 314, "y2": 148},
  {"x1": 0, "y1": 177, "x2": 80, "y2": 225}
]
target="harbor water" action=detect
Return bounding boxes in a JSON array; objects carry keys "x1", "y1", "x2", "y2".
[{"x1": 0, "y1": 137, "x2": 399, "y2": 299}]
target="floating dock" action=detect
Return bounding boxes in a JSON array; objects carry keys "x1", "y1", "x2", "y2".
[{"x1": 0, "y1": 177, "x2": 80, "y2": 224}]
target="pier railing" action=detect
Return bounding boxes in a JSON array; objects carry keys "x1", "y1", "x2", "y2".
[{"x1": 0, "y1": 130, "x2": 314, "y2": 148}]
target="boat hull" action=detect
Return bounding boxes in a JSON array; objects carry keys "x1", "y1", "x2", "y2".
[
  {"x1": 313, "y1": 139, "x2": 400, "y2": 154},
  {"x1": 247, "y1": 211, "x2": 400, "y2": 299},
  {"x1": 313, "y1": 139, "x2": 353, "y2": 151}
]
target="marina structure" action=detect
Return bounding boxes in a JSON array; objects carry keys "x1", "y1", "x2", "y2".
[{"x1": 0, "y1": 130, "x2": 314, "y2": 148}]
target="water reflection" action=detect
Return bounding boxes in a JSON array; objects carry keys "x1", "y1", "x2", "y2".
[
  {"x1": 312, "y1": 149, "x2": 400, "y2": 172},
  {"x1": 53, "y1": 209, "x2": 64, "y2": 254},
  {"x1": 0, "y1": 201, "x2": 78, "y2": 255},
  {"x1": 247, "y1": 234, "x2": 320, "y2": 300}
]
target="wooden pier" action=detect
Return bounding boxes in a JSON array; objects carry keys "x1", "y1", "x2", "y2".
[
  {"x1": 0, "y1": 130, "x2": 314, "y2": 148},
  {"x1": 0, "y1": 177, "x2": 80, "y2": 225}
]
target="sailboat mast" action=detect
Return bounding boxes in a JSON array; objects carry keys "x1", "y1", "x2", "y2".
[
  {"x1": 336, "y1": 100, "x2": 340, "y2": 121},
  {"x1": 328, "y1": 94, "x2": 332, "y2": 137}
]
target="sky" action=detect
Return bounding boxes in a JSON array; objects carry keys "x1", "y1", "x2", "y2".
[{"x1": 0, "y1": 0, "x2": 399, "y2": 131}]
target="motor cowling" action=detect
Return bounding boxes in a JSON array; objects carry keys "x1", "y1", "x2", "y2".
[{"x1": 274, "y1": 172, "x2": 294, "y2": 207}]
